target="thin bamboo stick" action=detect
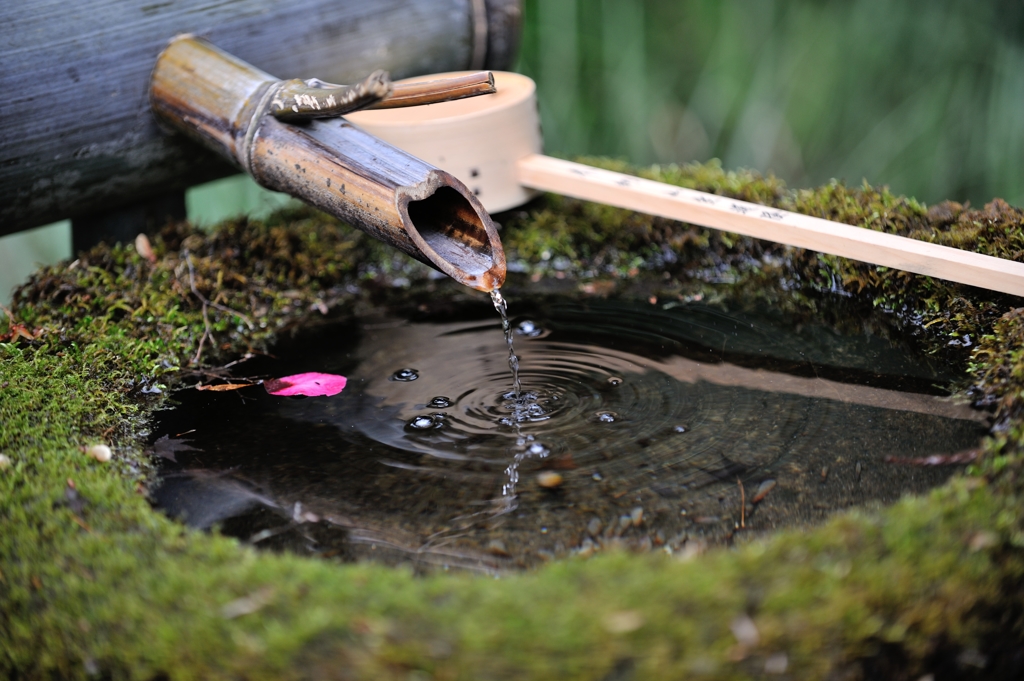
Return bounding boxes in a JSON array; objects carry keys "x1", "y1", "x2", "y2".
[
  {"x1": 272, "y1": 72, "x2": 497, "y2": 121},
  {"x1": 371, "y1": 72, "x2": 497, "y2": 109}
]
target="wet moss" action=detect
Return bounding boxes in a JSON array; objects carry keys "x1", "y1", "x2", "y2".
[
  {"x1": 3, "y1": 161, "x2": 1024, "y2": 679},
  {"x1": 502, "y1": 159, "x2": 1019, "y2": 370}
]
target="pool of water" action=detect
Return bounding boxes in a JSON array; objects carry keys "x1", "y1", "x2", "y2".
[{"x1": 152, "y1": 293, "x2": 987, "y2": 571}]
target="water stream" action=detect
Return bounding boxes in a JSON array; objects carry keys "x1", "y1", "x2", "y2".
[
  {"x1": 153, "y1": 293, "x2": 988, "y2": 571},
  {"x1": 489, "y1": 288, "x2": 541, "y2": 508},
  {"x1": 490, "y1": 289, "x2": 521, "y2": 400}
]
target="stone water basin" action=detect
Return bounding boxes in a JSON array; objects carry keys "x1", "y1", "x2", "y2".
[{"x1": 153, "y1": 292, "x2": 986, "y2": 571}]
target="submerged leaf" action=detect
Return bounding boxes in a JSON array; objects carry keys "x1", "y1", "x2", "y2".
[
  {"x1": 153, "y1": 435, "x2": 200, "y2": 463},
  {"x1": 195, "y1": 383, "x2": 255, "y2": 392},
  {"x1": 264, "y1": 372, "x2": 347, "y2": 397}
]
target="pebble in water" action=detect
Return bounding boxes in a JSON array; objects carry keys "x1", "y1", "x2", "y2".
[
  {"x1": 752, "y1": 479, "x2": 777, "y2": 504},
  {"x1": 486, "y1": 539, "x2": 511, "y2": 556},
  {"x1": 537, "y1": 471, "x2": 563, "y2": 488},
  {"x1": 390, "y1": 368, "x2": 419, "y2": 382},
  {"x1": 577, "y1": 537, "x2": 597, "y2": 558}
]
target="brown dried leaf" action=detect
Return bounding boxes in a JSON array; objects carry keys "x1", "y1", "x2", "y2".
[
  {"x1": 0, "y1": 322, "x2": 42, "y2": 343},
  {"x1": 195, "y1": 383, "x2": 255, "y2": 392}
]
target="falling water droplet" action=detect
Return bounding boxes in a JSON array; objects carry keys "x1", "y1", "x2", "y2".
[
  {"x1": 391, "y1": 368, "x2": 419, "y2": 382},
  {"x1": 673, "y1": 425, "x2": 688, "y2": 434},
  {"x1": 607, "y1": 376, "x2": 623, "y2": 386},
  {"x1": 595, "y1": 411, "x2": 618, "y2": 423},
  {"x1": 428, "y1": 396, "x2": 453, "y2": 408}
]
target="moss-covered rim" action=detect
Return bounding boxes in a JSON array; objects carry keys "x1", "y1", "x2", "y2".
[{"x1": 3, "y1": 159, "x2": 1024, "y2": 680}]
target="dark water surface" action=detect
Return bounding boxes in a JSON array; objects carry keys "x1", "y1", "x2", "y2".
[{"x1": 153, "y1": 294, "x2": 987, "y2": 571}]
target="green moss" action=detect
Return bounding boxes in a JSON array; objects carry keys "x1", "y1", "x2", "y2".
[
  {"x1": 4, "y1": 162, "x2": 1024, "y2": 679},
  {"x1": 502, "y1": 159, "x2": 789, "y2": 279},
  {"x1": 502, "y1": 159, "x2": 1023, "y2": 381}
]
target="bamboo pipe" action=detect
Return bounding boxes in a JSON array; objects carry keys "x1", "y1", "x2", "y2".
[
  {"x1": 150, "y1": 36, "x2": 505, "y2": 292},
  {"x1": 347, "y1": 72, "x2": 1024, "y2": 297}
]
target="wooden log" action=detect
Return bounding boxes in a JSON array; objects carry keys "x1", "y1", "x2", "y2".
[{"x1": 0, "y1": 0, "x2": 521, "y2": 235}]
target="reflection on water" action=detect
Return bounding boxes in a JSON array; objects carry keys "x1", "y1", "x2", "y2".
[{"x1": 153, "y1": 296, "x2": 987, "y2": 571}]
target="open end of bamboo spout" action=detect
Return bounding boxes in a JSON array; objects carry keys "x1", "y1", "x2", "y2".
[{"x1": 400, "y1": 174, "x2": 506, "y2": 292}]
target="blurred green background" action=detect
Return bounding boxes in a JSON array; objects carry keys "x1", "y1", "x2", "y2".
[
  {"x1": 5, "y1": 0, "x2": 1024, "y2": 302},
  {"x1": 519, "y1": 0, "x2": 1024, "y2": 206}
]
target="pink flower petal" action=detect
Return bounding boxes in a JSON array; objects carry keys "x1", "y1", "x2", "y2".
[{"x1": 264, "y1": 372, "x2": 347, "y2": 397}]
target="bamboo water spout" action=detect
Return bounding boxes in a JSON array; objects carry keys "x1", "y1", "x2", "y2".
[{"x1": 150, "y1": 36, "x2": 505, "y2": 292}]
